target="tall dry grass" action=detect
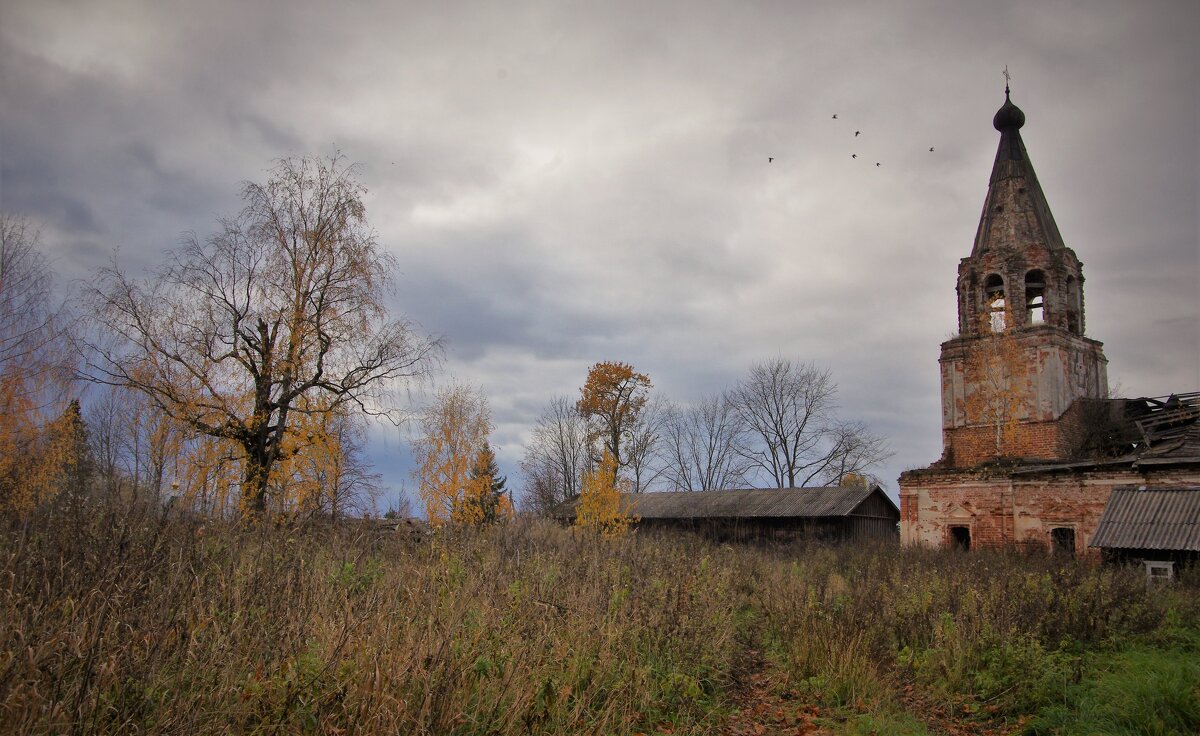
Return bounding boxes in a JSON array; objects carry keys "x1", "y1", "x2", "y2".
[
  {"x1": 0, "y1": 501, "x2": 749, "y2": 734},
  {"x1": 1, "y1": 499, "x2": 1196, "y2": 734}
]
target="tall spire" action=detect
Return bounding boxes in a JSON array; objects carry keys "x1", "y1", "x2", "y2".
[{"x1": 969, "y1": 88, "x2": 1065, "y2": 257}]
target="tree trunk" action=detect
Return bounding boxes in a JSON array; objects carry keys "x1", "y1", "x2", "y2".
[{"x1": 242, "y1": 448, "x2": 271, "y2": 519}]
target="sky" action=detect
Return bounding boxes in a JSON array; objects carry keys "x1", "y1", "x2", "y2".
[{"x1": 2, "y1": 0, "x2": 1197, "y2": 511}]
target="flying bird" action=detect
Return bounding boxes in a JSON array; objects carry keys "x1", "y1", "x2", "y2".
[
  {"x1": 852, "y1": 154, "x2": 857, "y2": 159},
  {"x1": 875, "y1": 162, "x2": 881, "y2": 167},
  {"x1": 768, "y1": 157, "x2": 774, "y2": 163},
  {"x1": 855, "y1": 131, "x2": 861, "y2": 137},
  {"x1": 929, "y1": 147, "x2": 935, "y2": 152},
  {"x1": 832, "y1": 114, "x2": 838, "y2": 119}
]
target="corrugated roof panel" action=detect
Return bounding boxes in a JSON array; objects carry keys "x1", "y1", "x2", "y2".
[{"x1": 1089, "y1": 488, "x2": 1200, "y2": 552}]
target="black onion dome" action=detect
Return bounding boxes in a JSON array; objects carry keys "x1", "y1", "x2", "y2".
[{"x1": 993, "y1": 91, "x2": 1026, "y2": 131}]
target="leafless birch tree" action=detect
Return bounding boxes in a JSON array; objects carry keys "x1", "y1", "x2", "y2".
[{"x1": 519, "y1": 395, "x2": 591, "y2": 513}]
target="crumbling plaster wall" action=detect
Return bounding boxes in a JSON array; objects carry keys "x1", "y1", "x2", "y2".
[
  {"x1": 899, "y1": 467, "x2": 1200, "y2": 556},
  {"x1": 937, "y1": 331, "x2": 1107, "y2": 468}
]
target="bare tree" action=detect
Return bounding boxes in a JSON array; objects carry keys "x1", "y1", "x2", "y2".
[
  {"x1": 519, "y1": 395, "x2": 591, "y2": 514},
  {"x1": 83, "y1": 155, "x2": 440, "y2": 517},
  {"x1": 661, "y1": 394, "x2": 753, "y2": 491},
  {"x1": 382, "y1": 491, "x2": 414, "y2": 519},
  {"x1": 818, "y1": 419, "x2": 891, "y2": 487},
  {"x1": 622, "y1": 394, "x2": 668, "y2": 493},
  {"x1": 0, "y1": 215, "x2": 72, "y2": 389},
  {"x1": 322, "y1": 419, "x2": 383, "y2": 520},
  {"x1": 85, "y1": 385, "x2": 132, "y2": 498},
  {"x1": 728, "y1": 357, "x2": 890, "y2": 488}
]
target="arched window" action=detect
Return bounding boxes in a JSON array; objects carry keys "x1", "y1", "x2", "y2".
[
  {"x1": 1025, "y1": 270, "x2": 1046, "y2": 325},
  {"x1": 984, "y1": 274, "x2": 1006, "y2": 331},
  {"x1": 1065, "y1": 276, "x2": 1081, "y2": 334}
]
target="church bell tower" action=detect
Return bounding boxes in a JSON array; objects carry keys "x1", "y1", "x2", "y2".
[{"x1": 938, "y1": 88, "x2": 1108, "y2": 467}]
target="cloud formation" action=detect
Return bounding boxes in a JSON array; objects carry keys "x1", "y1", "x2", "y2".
[{"x1": 3, "y1": 0, "x2": 1197, "y2": 506}]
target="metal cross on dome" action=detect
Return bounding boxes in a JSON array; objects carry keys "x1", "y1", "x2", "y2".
[{"x1": 1003, "y1": 65, "x2": 1012, "y2": 92}]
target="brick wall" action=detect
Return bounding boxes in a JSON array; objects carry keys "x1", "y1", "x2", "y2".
[
  {"x1": 898, "y1": 465, "x2": 1200, "y2": 556},
  {"x1": 942, "y1": 414, "x2": 1082, "y2": 468}
]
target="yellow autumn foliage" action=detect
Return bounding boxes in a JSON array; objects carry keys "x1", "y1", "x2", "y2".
[
  {"x1": 575, "y1": 450, "x2": 636, "y2": 537},
  {"x1": 0, "y1": 214, "x2": 79, "y2": 516},
  {"x1": 413, "y1": 383, "x2": 503, "y2": 526},
  {"x1": 577, "y1": 361, "x2": 651, "y2": 467},
  {"x1": 450, "y1": 445, "x2": 513, "y2": 525},
  {"x1": 0, "y1": 386, "x2": 80, "y2": 515}
]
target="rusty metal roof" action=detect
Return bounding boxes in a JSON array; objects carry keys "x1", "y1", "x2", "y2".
[
  {"x1": 1089, "y1": 487, "x2": 1200, "y2": 552},
  {"x1": 551, "y1": 485, "x2": 898, "y2": 521}
]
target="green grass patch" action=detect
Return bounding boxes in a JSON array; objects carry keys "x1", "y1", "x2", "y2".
[{"x1": 1028, "y1": 639, "x2": 1200, "y2": 736}]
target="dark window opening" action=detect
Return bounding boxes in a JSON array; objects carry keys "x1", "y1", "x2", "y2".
[
  {"x1": 1025, "y1": 270, "x2": 1046, "y2": 325},
  {"x1": 950, "y1": 526, "x2": 971, "y2": 551},
  {"x1": 1051, "y1": 527, "x2": 1075, "y2": 556},
  {"x1": 984, "y1": 274, "x2": 1006, "y2": 331}
]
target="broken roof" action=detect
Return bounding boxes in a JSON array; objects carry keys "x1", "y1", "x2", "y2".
[
  {"x1": 1013, "y1": 392, "x2": 1200, "y2": 475},
  {"x1": 1089, "y1": 487, "x2": 1200, "y2": 552},
  {"x1": 1126, "y1": 392, "x2": 1200, "y2": 464},
  {"x1": 551, "y1": 485, "x2": 898, "y2": 521}
]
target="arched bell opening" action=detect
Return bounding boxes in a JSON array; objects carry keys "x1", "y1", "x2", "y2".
[{"x1": 1025, "y1": 269, "x2": 1046, "y2": 325}]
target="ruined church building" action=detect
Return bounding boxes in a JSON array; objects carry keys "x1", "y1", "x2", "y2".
[{"x1": 898, "y1": 88, "x2": 1200, "y2": 558}]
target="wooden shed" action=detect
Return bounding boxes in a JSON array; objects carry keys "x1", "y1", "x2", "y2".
[{"x1": 552, "y1": 486, "x2": 899, "y2": 544}]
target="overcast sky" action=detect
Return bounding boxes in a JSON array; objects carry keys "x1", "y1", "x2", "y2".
[{"x1": 2, "y1": 0, "x2": 1197, "y2": 509}]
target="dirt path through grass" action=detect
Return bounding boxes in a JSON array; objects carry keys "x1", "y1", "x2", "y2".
[
  {"x1": 720, "y1": 647, "x2": 831, "y2": 736},
  {"x1": 893, "y1": 683, "x2": 1016, "y2": 736},
  {"x1": 718, "y1": 643, "x2": 1020, "y2": 736}
]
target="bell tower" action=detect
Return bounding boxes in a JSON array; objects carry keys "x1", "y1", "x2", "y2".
[{"x1": 938, "y1": 88, "x2": 1108, "y2": 467}]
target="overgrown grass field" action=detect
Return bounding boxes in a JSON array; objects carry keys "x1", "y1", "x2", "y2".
[{"x1": 1, "y1": 503, "x2": 1196, "y2": 734}]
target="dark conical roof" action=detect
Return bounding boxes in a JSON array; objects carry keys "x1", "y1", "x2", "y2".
[{"x1": 969, "y1": 89, "x2": 1066, "y2": 256}]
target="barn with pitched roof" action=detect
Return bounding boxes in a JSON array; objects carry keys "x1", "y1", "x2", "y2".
[{"x1": 552, "y1": 485, "x2": 899, "y2": 543}]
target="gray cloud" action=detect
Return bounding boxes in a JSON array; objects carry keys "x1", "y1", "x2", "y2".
[{"x1": 3, "y1": 0, "x2": 1196, "y2": 508}]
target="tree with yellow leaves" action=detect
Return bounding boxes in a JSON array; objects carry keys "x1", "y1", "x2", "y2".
[
  {"x1": 577, "y1": 361, "x2": 652, "y2": 469},
  {"x1": 453, "y1": 443, "x2": 512, "y2": 524},
  {"x1": 412, "y1": 383, "x2": 506, "y2": 526},
  {"x1": 1, "y1": 395, "x2": 92, "y2": 515},
  {"x1": 83, "y1": 155, "x2": 440, "y2": 518},
  {"x1": 271, "y1": 400, "x2": 381, "y2": 519},
  {"x1": 839, "y1": 471, "x2": 870, "y2": 490},
  {"x1": 0, "y1": 214, "x2": 77, "y2": 516},
  {"x1": 44, "y1": 399, "x2": 95, "y2": 501},
  {"x1": 575, "y1": 450, "x2": 636, "y2": 537},
  {"x1": 175, "y1": 432, "x2": 241, "y2": 516}
]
